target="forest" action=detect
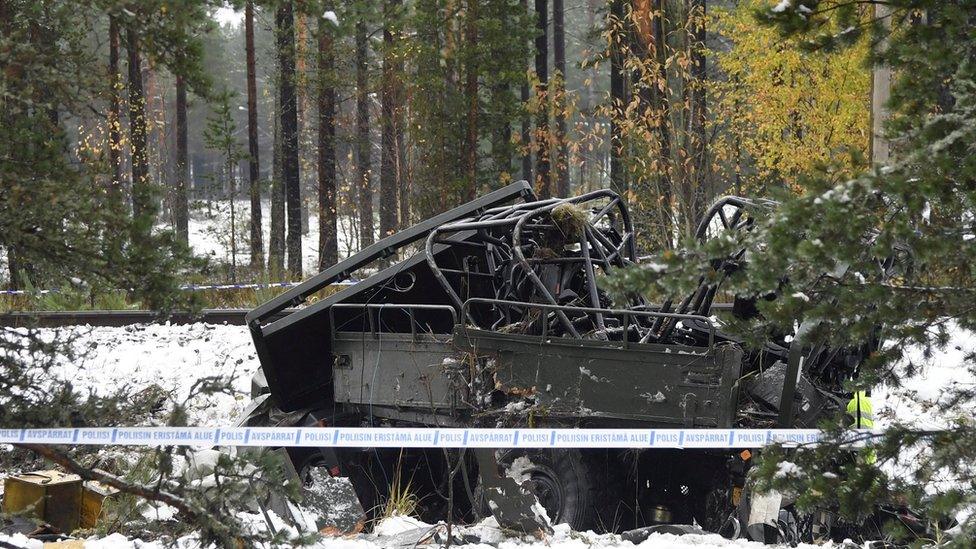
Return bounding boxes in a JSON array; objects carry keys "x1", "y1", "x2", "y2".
[{"x1": 1, "y1": 0, "x2": 871, "y2": 291}]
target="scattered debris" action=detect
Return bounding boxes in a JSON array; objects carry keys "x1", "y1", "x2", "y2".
[{"x1": 2, "y1": 470, "x2": 82, "y2": 534}]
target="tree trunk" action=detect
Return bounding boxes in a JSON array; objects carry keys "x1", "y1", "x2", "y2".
[
  {"x1": 520, "y1": 79, "x2": 533, "y2": 183},
  {"x1": 609, "y1": 0, "x2": 626, "y2": 196},
  {"x1": 175, "y1": 74, "x2": 189, "y2": 245},
  {"x1": 318, "y1": 16, "x2": 338, "y2": 269},
  {"x1": 269, "y1": 93, "x2": 285, "y2": 275},
  {"x1": 143, "y1": 62, "x2": 165, "y2": 204},
  {"x1": 380, "y1": 0, "x2": 401, "y2": 240},
  {"x1": 397, "y1": 100, "x2": 408, "y2": 229},
  {"x1": 296, "y1": 11, "x2": 310, "y2": 235},
  {"x1": 652, "y1": 0, "x2": 673, "y2": 246},
  {"x1": 519, "y1": 0, "x2": 532, "y2": 184},
  {"x1": 397, "y1": 77, "x2": 408, "y2": 230},
  {"x1": 108, "y1": 17, "x2": 123, "y2": 202},
  {"x1": 462, "y1": 0, "x2": 478, "y2": 201},
  {"x1": 277, "y1": 1, "x2": 303, "y2": 278},
  {"x1": 553, "y1": 0, "x2": 569, "y2": 197},
  {"x1": 534, "y1": 0, "x2": 550, "y2": 198},
  {"x1": 355, "y1": 17, "x2": 374, "y2": 249},
  {"x1": 689, "y1": 0, "x2": 707, "y2": 230},
  {"x1": 228, "y1": 156, "x2": 237, "y2": 282},
  {"x1": 127, "y1": 27, "x2": 150, "y2": 219},
  {"x1": 582, "y1": 0, "x2": 598, "y2": 191},
  {"x1": 245, "y1": 0, "x2": 264, "y2": 269}
]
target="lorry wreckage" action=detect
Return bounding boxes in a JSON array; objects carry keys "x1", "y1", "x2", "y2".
[{"x1": 240, "y1": 181, "x2": 889, "y2": 543}]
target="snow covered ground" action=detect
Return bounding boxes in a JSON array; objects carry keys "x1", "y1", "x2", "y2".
[
  {"x1": 1, "y1": 321, "x2": 973, "y2": 548},
  {"x1": 874, "y1": 324, "x2": 976, "y2": 431},
  {"x1": 183, "y1": 199, "x2": 359, "y2": 277},
  {"x1": 0, "y1": 520, "x2": 828, "y2": 549}
]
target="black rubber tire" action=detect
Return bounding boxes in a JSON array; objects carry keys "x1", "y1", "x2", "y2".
[{"x1": 490, "y1": 449, "x2": 602, "y2": 531}]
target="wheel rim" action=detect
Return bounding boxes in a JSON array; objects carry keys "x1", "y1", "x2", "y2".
[{"x1": 523, "y1": 464, "x2": 565, "y2": 522}]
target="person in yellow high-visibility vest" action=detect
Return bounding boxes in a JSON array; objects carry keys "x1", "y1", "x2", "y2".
[{"x1": 846, "y1": 390, "x2": 876, "y2": 464}]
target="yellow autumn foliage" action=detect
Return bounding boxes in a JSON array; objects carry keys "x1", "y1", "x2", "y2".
[{"x1": 709, "y1": 0, "x2": 871, "y2": 194}]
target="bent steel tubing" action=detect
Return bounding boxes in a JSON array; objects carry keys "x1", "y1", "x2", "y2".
[
  {"x1": 423, "y1": 227, "x2": 476, "y2": 325},
  {"x1": 509, "y1": 191, "x2": 635, "y2": 337},
  {"x1": 578, "y1": 232, "x2": 607, "y2": 334},
  {"x1": 463, "y1": 298, "x2": 716, "y2": 350},
  {"x1": 510, "y1": 195, "x2": 622, "y2": 338},
  {"x1": 694, "y1": 195, "x2": 766, "y2": 242}
]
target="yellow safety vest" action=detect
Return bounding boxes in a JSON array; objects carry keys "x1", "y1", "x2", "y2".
[
  {"x1": 846, "y1": 391, "x2": 874, "y2": 429},
  {"x1": 847, "y1": 390, "x2": 876, "y2": 464}
]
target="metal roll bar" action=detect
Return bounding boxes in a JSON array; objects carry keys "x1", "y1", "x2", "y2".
[{"x1": 461, "y1": 298, "x2": 716, "y2": 351}]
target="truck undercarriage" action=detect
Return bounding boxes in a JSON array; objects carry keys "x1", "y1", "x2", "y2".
[{"x1": 241, "y1": 182, "x2": 885, "y2": 543}]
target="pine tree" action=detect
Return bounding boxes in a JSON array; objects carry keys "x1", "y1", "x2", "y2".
[
  {"x1": 608, "y1": 0, "x2": 627, "y2": 196},
  {"x1": 127, "y1": 27, "x2": 150, "y2": 219},
  {"x1": 276, "y1": 0, "x2": 303, "y2": 277},
  {"x1": 552, "y1": 0, "x2": 569, "y2": 197},
  {"x1": 108, "y1": 16, "x2": 123, "y2": 203},
  {"x1": 520, "y1": 0, "x2": 533, "y2": 184},
  {"x1": 533, "y1": 0, "x2": 550, "y2": 197},
  {"x1": 355, "y1": 12, "x2": 374, "y2": 249},
  {"x1": 618, "y1": 1, "x2": 976, "y2": 538},
  {"x1": 245, "y1": 0, "x2": 264, "y2": 269},
  {"x1": 318, "y1": 10, "x2": 339, "y2": 269},
  {"x1": 380, "y1": 0, "x2": 402, "y2": 239},
  {"x1": 462, "y1": 0, "x2": 478, "y2": 201},
  {"x1": 204, "y1": 90, "x2": 246, "y2": 281},
  {"x1": 175, "y1": 73, "x2": 190, "y2": 245}
]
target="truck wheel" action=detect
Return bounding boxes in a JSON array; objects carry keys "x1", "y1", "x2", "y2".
[{"x1": 491, "y1": 449, "x2": 599, "y2": 531}]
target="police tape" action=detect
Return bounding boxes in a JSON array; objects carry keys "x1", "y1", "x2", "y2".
[{"x1": 0, "y1": 427, "x2": 869, "y2": 449}]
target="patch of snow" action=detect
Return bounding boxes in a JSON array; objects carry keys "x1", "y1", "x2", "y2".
[
  {"x1": 644, "y1": 261, "x2": 668, "y2": 273},
  {"x1": 771, "y1": 0, "x2": 791, "y2": 13},
  {"x1": 774, "y1": 461, "x2": 802, "y2": 479},
  {"x1": 504, "y1": 455, "x2": 535, "y2": 485},
  {"x1": 0, "y1": 534, "x2": 42, "y2": 549},
  {"x1": 3, "y1": 323, "x2": 258, "y2": 426},
  {"x1": 322, "y1": 10, "x2": 339, "y2": 26},
  {"x1": 876, "y1": 322, "x2": 976, "y2": 431},
  {"x1": 579, "y1": 366, "x2": 608, "y2": 383},
  {"x1": 141, "y1": 502, "x2": 178, "y2": 522},
  {"x1": 371, "y1": 514, "x2": 431, "y2": 537},
  {"x1": 641, "y1": 391, "x2": 667, "y2": 403},
  {"x1": 177, "y1": 199, "x2": 359, "y2": 279},
  {"x1": 501, "y1": 399, "x2": 529, "y2": 413}
]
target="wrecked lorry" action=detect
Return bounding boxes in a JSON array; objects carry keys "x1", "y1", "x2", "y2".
[{"x1": 239, "y1": 181, "x2": 880, "y2": 542}]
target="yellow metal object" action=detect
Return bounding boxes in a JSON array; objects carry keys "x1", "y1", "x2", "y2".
[
  {"x1": 80, "y1": 481, "x2": 119, "y2": 529},
  {"x1": 2, "y1": 470, "x2": 82, "y2": 533}
]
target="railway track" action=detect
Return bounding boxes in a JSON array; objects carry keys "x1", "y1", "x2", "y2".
[{"x1": 0, "y1": 309, "x2": 296, "y2": 328}]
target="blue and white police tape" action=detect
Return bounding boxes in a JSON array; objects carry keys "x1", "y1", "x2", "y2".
[{"x1": 0, "y1": 427, "x2": 868, "y2": 449}]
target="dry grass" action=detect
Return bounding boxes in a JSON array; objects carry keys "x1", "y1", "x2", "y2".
[
  {"x1": 550, "y1": 203, "x2": 588, "y2": 238},
  {"x1": 379, "y1": 450, "x2": 420, "y2": 520}
]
